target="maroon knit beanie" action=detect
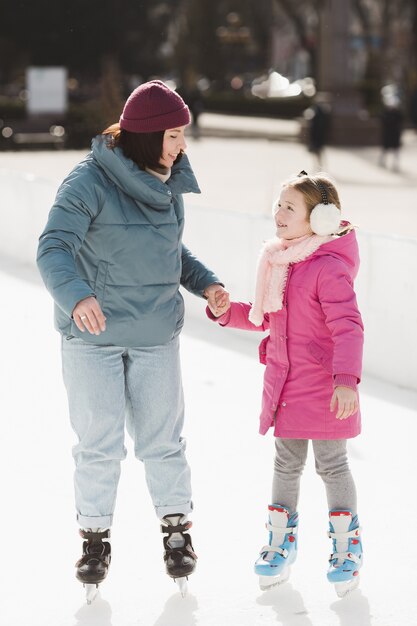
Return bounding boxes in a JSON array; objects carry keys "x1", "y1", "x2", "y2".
[{"x1": 119, "y1": 80, "x2": 191, "y2": 133}]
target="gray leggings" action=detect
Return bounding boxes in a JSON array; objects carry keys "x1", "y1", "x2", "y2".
[{"x1": 272, "y1": 438, "x2": 357, "y2": 514}]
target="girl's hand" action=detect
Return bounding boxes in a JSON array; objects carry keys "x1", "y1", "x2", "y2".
[
  {"x1": 72, "y1": 296, "x2": 107, "y2": 335},
  {"x1": 204, "y1": 284, "x2": 231, "y2": 317},
  {"x1": 330, "y1": 386, "x2": 358, "y2": 420}
]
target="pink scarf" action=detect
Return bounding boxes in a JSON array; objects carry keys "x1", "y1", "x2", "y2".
[{"x1": 248, "y1": 234, "x2": 332, "y2": 326}]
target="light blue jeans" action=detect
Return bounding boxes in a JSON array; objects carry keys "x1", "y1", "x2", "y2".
[{"x1": 61, "y1": 335, "x2": 193, "y2": 528}]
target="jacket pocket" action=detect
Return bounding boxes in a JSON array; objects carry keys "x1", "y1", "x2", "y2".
[
  {"x1": 258, "y1": 335, "x2": 270, "y2": 365},
  {"x1": 308, "y1": 340, "x2": 333, "y2": 374},
  {"x1": 94, "y1": 261, "x2": 109, "y2": 307}
]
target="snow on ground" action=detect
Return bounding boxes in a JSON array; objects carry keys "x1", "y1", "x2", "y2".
[{"x1": 1, "y1": 262, "x2": 416, "y2": 626}]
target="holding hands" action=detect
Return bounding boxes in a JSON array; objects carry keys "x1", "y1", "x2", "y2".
[
  {"x1": 204, "y1": 284, "x2": 231, "y2": 317},
  {"x1": 73, "y1": 286, "x2": 231, "y2": 335}
]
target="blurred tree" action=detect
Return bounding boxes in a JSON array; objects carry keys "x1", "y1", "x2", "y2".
[
  {"x1": 414, "y1": 0, "x2": 417, "y2": 58},
  {"x1": 272, "y1": 0, "x2": 319, "y2": 76},
  {"x1": 272, "y1": 0, "x2": 416, "y2": 110},
  {"x1": 99, "y1": 56, "x2": 125, "y2": 128},
  {"x1": 0, "y1": 0, "x2": 181, "y2": 85},
  {"x1": 352, "y1": 0, "x2": 415, "y2": 111},
  {"x1": 174, "y1": 0, "x2": 274, "y2": 85},
  {"x1": 174, "y1": 0, "x2": 223, "y2": 82}
]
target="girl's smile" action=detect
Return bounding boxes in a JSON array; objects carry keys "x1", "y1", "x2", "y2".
[{"x1": 275, "y1": 186, "x2": 313, "y2": 240}]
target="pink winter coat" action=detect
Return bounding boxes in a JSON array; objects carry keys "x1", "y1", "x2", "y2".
[{"x1": 208, "y1": 230, "x2": 364, "y2": 439}]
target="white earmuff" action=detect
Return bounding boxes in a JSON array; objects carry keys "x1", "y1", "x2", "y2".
[{"x1": 310, "y1": 202, "x2": 341, "y2": 236}]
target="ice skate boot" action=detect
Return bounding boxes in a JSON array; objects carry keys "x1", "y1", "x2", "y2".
[
  {"x1": 255, "y1": 504, "x2": 298, "y2": 591},
  {"x1": 75, "y1": 528, "x2": 111, "y2": 604},
  {"x1": 161, "y1": 514, "x2": 197, "y2": 597},
  {"x1": 327, "y1": 509, "x2": 362, "y2": 598}
]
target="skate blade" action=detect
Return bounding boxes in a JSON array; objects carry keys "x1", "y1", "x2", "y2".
[
  {"x1": 334, "y1": 575, "x2": 360, "y2": 598},
  {"x1": 84, "y1": 583, "x2": 99, "y2": 604},
  {"x1": 259, "y1": 566, "x2": 290, "y2": 591},
  {"x1": 175, "y1": 576, "x2": 188, "y2": 597}
]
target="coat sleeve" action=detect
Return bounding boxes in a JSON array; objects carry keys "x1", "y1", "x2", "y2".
[
  {"x1": 206, "y1": 301, "x2": 270, "y2": 332},
  {"x1": 317, "y1": 259, "x2": 364, "y2": 382},
  {"x1": 180, "y1": 243, "x2": 222, "y2": 296},
  {"x1": 36, "y1": 172, "x2": 102, "y2": 317}
]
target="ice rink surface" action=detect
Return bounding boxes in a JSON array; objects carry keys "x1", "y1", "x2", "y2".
[{"x1": 1, "y1": 261, "x2": 416, "y2": 626}]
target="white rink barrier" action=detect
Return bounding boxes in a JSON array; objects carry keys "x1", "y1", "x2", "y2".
[
  {"x1": 0, "y1": 169, "x2": 58, "y2": 265},
  {"x1": 1, "y1": 170, "x2": 416, "y2": 391}
]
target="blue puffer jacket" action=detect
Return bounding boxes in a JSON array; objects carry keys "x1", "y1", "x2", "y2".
[{"x1": 37, "y1": 135, "x2": 220, "y2": 347}]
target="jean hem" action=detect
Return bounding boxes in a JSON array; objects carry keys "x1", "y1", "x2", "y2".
[
  {"x1": 77, "y1": 513, "x2": 113, "y2": 528},
  {"x1": 155, "y1": 500, "x2": 193, "y2": 519}
]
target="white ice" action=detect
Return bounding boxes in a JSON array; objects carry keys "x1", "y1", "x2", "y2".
[{"x1": 1, "y1": 260, "x2": 416, "y2": 626}]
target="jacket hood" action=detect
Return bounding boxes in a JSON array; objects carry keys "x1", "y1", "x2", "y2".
[
  {"x1": 91, "y1": 135, "x2": 200, "y2": 209},
  {"x1": 313, "y1": 225, "x2": 360, "y2": 280}
]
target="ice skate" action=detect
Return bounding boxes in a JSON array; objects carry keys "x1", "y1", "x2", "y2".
[
  {"x1": 255, "y1": 504, "x2": 298, "y2": 591},
  {"x1": 161, "y1": 514, "x2": 197, "y2": 597},
  {"x1": 75, "y1": 528, "x2": 111, "y2": 604},
  {"x1": 327, "y1": 510, "x2": 362, "y2": 598}
]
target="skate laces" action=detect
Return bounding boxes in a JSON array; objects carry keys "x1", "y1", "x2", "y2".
[
  {"x1": 76, "y1": 528, "x2": 111, "y2": 567},
  {"x1": 163, "y1": 534, "x2": 197, "y2": 562},
  {"x1": 79, "y1": 528, "x2": 111, "y2": 540},
  {"x1": 160, "y1": 515, "x2": 191, "y2": 535},
  {"x1": 161, "y1": 515, "x2": 197, "y2": 564},
  {"x1": 161, "y1": 514, "x2": 195, "y2": 552}
]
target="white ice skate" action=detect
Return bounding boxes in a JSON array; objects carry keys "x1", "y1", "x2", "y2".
[
  {"x1": 327, "y1": 510, "x2": 363, "y2": 598},
  {"x1": 255, "y1": 505, "x2": 299, "y2": 591}
]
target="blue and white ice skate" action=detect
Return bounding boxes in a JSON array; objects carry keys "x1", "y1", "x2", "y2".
[
  {"x1": 327, "y1": 509, "x2": 363, "y2": 598},
  {"x1": 255, "y1": 504, "x2": 298, "y2": 591}
]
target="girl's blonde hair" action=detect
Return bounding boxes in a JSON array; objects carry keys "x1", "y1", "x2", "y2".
[{"x1": 282, "y1": 171, "x2": 341, "y2": 216}]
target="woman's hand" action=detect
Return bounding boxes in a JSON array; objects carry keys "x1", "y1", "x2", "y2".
[
  {"x1": 330, "y1": 386, "x2": 358, "y2": 420},
  {"x1": 204, "y1": 284, "x2": 230, "y2": 317},
  {"x1": 72, "y1": 296, "x2": 107, "y2": 335}
]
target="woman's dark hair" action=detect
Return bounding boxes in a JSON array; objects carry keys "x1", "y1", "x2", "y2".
[{"x1": 102, "y1": 123, "x2": 183, "y2": 171}]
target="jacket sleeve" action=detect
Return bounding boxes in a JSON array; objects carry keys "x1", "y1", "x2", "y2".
[
  {"x1": 36, "y1": 175, "x2": 102, "y2": 317},
  {"x1": 317, "y1": 259, "x2": 364, "y2": 382},
  {"x1": 180, "y1": 243, "x2": 223, "y2": 297},
  {"x1": 206, "y1": 301, "x2": 270, "y2": 332}
]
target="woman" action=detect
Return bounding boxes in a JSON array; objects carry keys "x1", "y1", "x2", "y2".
[{"x1": 37, "y1": 80, "x2": 227, "y2": 599}]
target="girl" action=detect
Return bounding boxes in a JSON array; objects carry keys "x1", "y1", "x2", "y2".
[
  {"x1": 37, "y1": 80, "x2": 227, "y2": 601},
  {"x1": 208, "y1": 171, "x2": 364, "y2": 597}
]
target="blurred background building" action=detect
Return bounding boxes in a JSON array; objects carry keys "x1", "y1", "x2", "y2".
[{"x1": 0, "y1": 0, "x2": 416, "y2": 148}]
